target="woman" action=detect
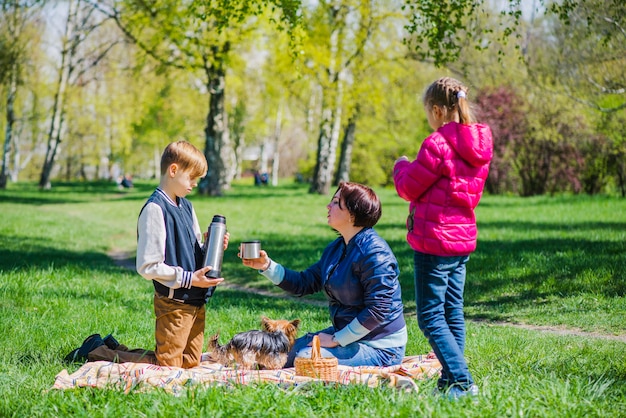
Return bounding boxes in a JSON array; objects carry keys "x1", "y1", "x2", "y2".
[{"x1": 241, "y1": 182, "x2": 407, "y2": 367}]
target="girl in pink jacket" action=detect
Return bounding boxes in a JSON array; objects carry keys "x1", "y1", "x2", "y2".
[{"x1": 393, "y1": 77, "x2": 493, "y2": 400}]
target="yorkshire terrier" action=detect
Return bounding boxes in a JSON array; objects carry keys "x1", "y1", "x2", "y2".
[{"x1": 207, "y1": 316, "x2": 300, "y2": 370}]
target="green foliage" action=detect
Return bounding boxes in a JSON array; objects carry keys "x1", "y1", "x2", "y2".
[
  {"x1": 190, "y1": 0, "x2": 302, "y2": 34},
  {"x1": 2, "y1": 0, "x2": 625, "y2": 197},
  {"x1": 539, "y1": 0, "x2": 626, "y2": 113},
  {"x1": 403, "y1": 0, "x2": 484, "y2": 66},
  {"x1": 0, "y1": 31, "x2": 16, "y2": 85}
]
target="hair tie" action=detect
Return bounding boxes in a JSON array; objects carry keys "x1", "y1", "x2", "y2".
[{"x1": 457, "y1": 91, "x2": 466, "y2": 99}]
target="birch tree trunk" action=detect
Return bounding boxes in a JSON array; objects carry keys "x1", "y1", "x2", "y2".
[
  {"x1": 39, "y1": 0, "x2": 78, "y2": 189},
  {"x1": 0, "y1": 64, "x2": 17, "y2": 189},
  {"x1": 309, "y1": 3, "x2": 344, "y2": 195},
  {"x1": 0, "y1": 0, "x2": 25, "y2": 189},
  {"x1": 271, "y1": 104, "x2": 282, "y2": 186},
  {"x1": 11, "y1": 130, "x2": 31, "y2": 182},
  {"x1": 334, "y1": 108, "x2": 358, "y2": 185}
]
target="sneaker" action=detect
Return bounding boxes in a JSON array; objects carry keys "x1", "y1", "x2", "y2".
[
  {"x1": 64, "y1": 334, "x2": 105, "y2": 363},
  {"x1": 446, "y1": 383, "x2": 479, "y2": 400},
  {"x1": 103, "y1": 334, "x2": 120, "y2": 350}
]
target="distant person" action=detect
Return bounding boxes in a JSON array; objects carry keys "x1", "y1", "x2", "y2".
[
  {"x1": 253, "y1": 170, "x2": 262, "y2": 186},
  {"x1": 66, "y1": 141, "x2": 229, "y2": 368},
  {"x1": 120, "y1": 174, "x2": 134, "y2": 189},
  {"x1": 393, "y1": 77, "x2": 493, "y2": 399},
  {"x1": 253, "y1": 170, "x2": 269, "y2": 186},
  {"x1": 241, "y1": 182, "x2": 406, "y2": 367}
]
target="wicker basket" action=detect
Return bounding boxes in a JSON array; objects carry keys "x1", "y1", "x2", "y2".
[{"x1": 294, "y1": 335, "x2": 338, "y2": 382}]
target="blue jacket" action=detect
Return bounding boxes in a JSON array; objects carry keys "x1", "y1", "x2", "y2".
[{"x1": 279, "y1": 228, "x2": 405, "y2": 342}]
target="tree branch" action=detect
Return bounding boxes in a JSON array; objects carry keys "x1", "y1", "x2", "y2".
[{"x1": 86, "y1": 0, "x2": 186, "y2": 70}]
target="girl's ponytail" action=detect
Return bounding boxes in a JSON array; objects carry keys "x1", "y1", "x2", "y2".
[
  {"x1": 456, "y1": 90, "x2": 475, "y2": 124},
  {"x1": 424, "y1": 77, "x2": 476, "y2": 125}
]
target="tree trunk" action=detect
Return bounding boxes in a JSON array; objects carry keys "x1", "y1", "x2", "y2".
[
  {"x1": 259, "y1": 142, "x2": 268, "y2": 174},
  {"x1": 334, "y1": 110, "x2": 358, "y2": 186},
  {"x1": 615, "y1": 150, "x2": 626, "y2": 198},
  {"x1": 230, "y1": 101, "x2": 245, "y2": 180},
  {"x1": 11, "y1": 117, "x2": 32, "y2": 182},
  {"x1": 10, "y1": 131, "x2": 22, "y2": 182},
  {"x1": 0, "y1": 1, "x2": 24, "y2": 190},
  {"x1": 310, "y1": 104, "x2": 335, "y2": 194},
  {"x1": 0, "y1": 65, "x2": 17, "y2": 189},
  {"x1": 310, "y1": 11, "x2": 344, "y2": 195},
  {"x1": 199, "y1": 58, "x2": 235, "y2": 196},
  {"x1": 271, "y1": 104, "x2": 282, "y2": 186},
  {"x1": 39, "y1": 0, "x2": 77, "y2": 189}
]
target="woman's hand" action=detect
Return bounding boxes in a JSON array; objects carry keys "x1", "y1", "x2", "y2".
[
  {"x1": 191, "y1": 266, "x2": 224, "y2": 288},
  {"x1": 240, "y1": 249, "x2": 271, "y2": 271},
  {"x1": 314, "y1": 332, "x2": 339, "y2": 348}
]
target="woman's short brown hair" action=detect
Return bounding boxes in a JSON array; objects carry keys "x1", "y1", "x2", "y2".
[
  {"x1": 160, "y1": 141, "x2": 208, "y2": 179},
  {"x1": 335, "y1": 182, "x2": 382, "y2": 228}
]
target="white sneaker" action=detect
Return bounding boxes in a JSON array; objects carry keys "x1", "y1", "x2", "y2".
[{"x1": 446, "y1": 383, "x2": 479, "y2": 400}]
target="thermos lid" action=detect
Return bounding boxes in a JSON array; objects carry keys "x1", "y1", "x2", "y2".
[
  {"x1": 242, "y1": 240, "x2": 260, "y2": 244},
  {"x1": 212, "y1": 214, "x2": 226, "y2": 223}
]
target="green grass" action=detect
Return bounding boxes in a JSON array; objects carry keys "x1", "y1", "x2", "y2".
[{"x1": 0, "y1": 180, "x2": 625, "y2": 417}]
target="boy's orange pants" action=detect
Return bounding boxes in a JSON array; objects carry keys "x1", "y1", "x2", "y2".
[{"x1": 88, "y1": 292, "x2": 206, "y2": 369}]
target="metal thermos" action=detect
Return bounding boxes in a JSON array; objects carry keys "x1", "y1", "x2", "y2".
[{"x1": 202, "y1": 215, "x2": 226, "y2": 278}]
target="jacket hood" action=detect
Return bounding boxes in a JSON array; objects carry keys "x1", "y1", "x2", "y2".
[{"x1": 439, "y1": 122, "x2": 493, "y2": 167}]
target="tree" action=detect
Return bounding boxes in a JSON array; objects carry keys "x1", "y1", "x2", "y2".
[
  {"x1": 302, "y1": 0, "x2": 402, "y2": 194},
  {"x1": 599, "y1": 111, "x2": 626, "y2": 197},
  {"x1": 539, "y1": 0, "x2": 625, "y2": 112},
  {"x1": 304, "y1": 0, "x2": 349, "y2": 194},
  {"x1": 333, "y1": 106, "x2": 357, "y2": 185},
  {"x1": 475, "y1": 85, "x2": 527, "y2": 194},
  {"x1": 0, "y1": 2, "x2": 20, "y2": 189},
  {"x1": 524, "y1": 0, "x2": 626, "y2": 194},
  {"x1": 403, "y1": 0, "x2": 625, "y2": 111},
  {"x1": 0, "y1": 0, "x2": 41, "y2": 189},
  {"x1": 38, "y1": 0, "x2": 118, "y2": 189},
  {"x1": 91, "y1": 0, "x2": 301, "y2": 196}
]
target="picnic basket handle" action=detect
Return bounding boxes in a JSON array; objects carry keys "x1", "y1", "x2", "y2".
[{"x1": 311, "y1": 335, "x2": 321, "y2": 360}]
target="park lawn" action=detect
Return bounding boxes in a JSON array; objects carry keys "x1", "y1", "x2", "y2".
[{"x1": 0, "y1": 180, "x2": 625, "y2": 417}]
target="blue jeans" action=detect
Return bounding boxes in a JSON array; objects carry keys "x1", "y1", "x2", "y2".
[
  {"x1": 414, "y1": 251, "x2": 474, "y2": 389},
  {"x1": 284, "y1": 326, "x2": 405, "y2": 368}
]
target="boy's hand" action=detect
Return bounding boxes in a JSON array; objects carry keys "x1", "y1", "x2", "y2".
[
  {"x1": 192, "y1": 266, "x2": 224, "y2": 288},
  {"x1": 241, "y1": 250, "x2": 271, "y2": 271},
  {"x1": 202, "y1": 232, "x2": 229, "y2": 250},
  {"x1": 223, "y1": 232, "x2": 230, "y2": 250}
]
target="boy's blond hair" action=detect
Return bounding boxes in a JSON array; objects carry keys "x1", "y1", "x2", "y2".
[{"x1": 160, "y1": 141, "x2": 208, "y2": 179}]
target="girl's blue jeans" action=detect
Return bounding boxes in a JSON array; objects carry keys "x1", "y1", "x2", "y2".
[
  {"x1": 284, "y1": 326, "x2": 405, "y2": 368},
  {"x1": 414, "y1": 251, "x2": 474, "y2": 389}
]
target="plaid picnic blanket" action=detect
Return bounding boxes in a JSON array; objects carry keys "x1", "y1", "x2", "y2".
[{"x1": 52, "y1": 354, "x2": 441, "y2": 394}]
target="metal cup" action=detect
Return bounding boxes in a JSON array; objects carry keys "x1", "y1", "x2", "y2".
[{"x1": 240, "y1": 240, "x2": 261, "y2": 259}]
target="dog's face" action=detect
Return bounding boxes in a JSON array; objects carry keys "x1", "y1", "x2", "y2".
[{"x1": 261, "y1": 316, "x2": 300, "y2": 346}]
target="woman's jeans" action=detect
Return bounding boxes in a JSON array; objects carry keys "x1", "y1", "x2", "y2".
[
  {"x1": 414, "y1": 251, "x2": 474, "y2": 389},
  {"x1": 284, "y1": 326, "x2": 405, "y2": 368}
]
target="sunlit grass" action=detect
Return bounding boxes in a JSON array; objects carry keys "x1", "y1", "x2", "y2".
[{"x1": 0, "y1": 180, "x2": 625, "y2": 417}]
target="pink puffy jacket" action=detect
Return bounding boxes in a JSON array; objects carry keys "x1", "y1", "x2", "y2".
[{"x1": 393, "y1": 122, "x2": 493, "y2": 256}]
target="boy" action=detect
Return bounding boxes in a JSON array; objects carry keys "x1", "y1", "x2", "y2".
[{"x1": 65, "y1": 141, "x2": 228, "y2": 368}]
